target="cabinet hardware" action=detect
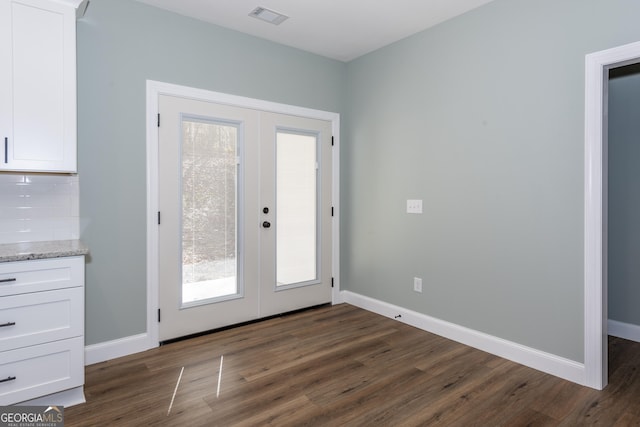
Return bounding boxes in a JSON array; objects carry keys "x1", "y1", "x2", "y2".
[
  {"x1": 0, "y1": 278, "x2": 17, "y2": 284},
  {"x1": 0, "y1": 322, "x2": 16, "y2": 328},
  {"x1": 4, "y1": 137, "x2": 7, "y2": 163},
  {"x1": 0, "y1": 376, "x2": 16, "y2": 384}
]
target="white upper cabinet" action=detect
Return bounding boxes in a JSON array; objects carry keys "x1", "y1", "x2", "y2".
[{"x1": 0, "y1": 0, "x2": 77, "y2": 173}]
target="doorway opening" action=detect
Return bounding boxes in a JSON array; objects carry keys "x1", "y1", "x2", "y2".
[
  {"x1": 584, "y1": 40, "x2": 640, "y2": 390},
  {"x1": 607, "y1": 63, "x2": 640, "y2": 343},
  {"x1": 146, "y1": 81, "x2": 341, "y2": 346}
]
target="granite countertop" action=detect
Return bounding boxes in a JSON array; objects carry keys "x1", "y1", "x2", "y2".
[{"x1": 0, "y1": 239, "x2": 89, "y2": 263}]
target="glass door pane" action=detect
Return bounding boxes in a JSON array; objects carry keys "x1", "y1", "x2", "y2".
[
  {"x1": 182, "y1": 118, "x2": 238, "y2": 305},
  {"x1": 276, "y1": 131, "x2": 318, "y2": 287}
]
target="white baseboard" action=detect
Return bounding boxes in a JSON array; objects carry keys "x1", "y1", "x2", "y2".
[
  {"x1": 82, "y1": 294, "x2": 590, "y2": 386},
  {"x1": 85, "y1": 333, "x2": 155, "y2": 365},
  {"x1": 341, "y1": 290, "x2": 586, "y2": 386},
  {"x1": 608, "y1": 319, "x2": 640, "y2": 343}
]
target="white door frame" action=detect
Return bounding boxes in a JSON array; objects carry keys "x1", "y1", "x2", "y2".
[
  {"x1": 584, "y1": 40, "x2": 640, "y2": 390},
  {"x1": 145, "y1": 80, "x2": 341, "y2": 347}
]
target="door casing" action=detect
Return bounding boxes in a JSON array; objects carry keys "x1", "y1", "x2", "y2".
[
  {"x1": 584, "y1": 40, "x2": 640, "y2": 390},
  {"x1": 145, "y1": 80, "x2": 341, "y2": 347}
]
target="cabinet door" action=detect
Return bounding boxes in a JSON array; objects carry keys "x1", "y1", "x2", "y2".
[
  {"x1": 0, "y1": 256, "x2": 85, "y2": 297},
  {"x1": 0, "y1": 287, "x2": 84, "y2": 352},
  {"x1": 0, "y1": 0, "x2": 77, "y2": 173},
  {"x1": 0, "y1": 337, "x2": 84, "y2": 405},
  {"x1": 0, "y1": 1, "x2": 11, "y2": 158}
]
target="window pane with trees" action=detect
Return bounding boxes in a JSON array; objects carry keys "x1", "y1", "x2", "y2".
[{"x1": 181, "y1": 118, "x2": 238, "y2": 304}]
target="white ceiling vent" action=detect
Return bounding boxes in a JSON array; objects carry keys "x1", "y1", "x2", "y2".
[{"x1": 249, "y1": 6, "x2": 289, "y2": 26}]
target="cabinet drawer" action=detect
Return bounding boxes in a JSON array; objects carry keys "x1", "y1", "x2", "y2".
[
  {"x1": 0, "y1": 337, "x2": 84, "y2": 405},
  {"x1": 0, "y1": 256, "x2": 84, "y2": 297},
  {"x1": 0, "y1": 287, "x2": 83, "y2": 351}
]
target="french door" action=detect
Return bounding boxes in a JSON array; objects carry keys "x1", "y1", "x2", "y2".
[{"x1": 157, "y1": 94, "x2": 332, "y2": 341}]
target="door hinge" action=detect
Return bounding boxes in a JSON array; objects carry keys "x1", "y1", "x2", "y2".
[
  {"x1": 157, "y1": 308, "x2": 161, "y2": 322},
  {"x1": 157, "y1": 113, "x2": 160, "y2": 127},
  {"x1": 157, "y1": 211, "x2": 161, "y2": 225},
  {"x1": 331, "y1": 277, "x2": 334, "y2": 288}
]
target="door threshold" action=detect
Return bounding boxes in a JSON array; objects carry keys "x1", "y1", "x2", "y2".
[{"x1": 159, "y1": 303, "x2": 331, "y2": 346}]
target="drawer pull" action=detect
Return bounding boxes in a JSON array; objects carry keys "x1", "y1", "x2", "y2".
[
  {"x1": 0, "y1": 278, "x2": 17, "y2": 284},
  {"x1": 0, "y1": 322, "x2": 16, "y2": 328},
  {"x1": 0, "y1": 376, "x2": 16, "y2": 384}
]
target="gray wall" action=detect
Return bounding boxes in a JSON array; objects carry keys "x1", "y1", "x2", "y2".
[
  {"x1": 77, "y1": 0, "x2": 346, "y2": 345},
  {"x1": 608, "y1": 63, "x2": 640, "y2": 326},
  {"x1": 343, "y1": 0, "x2": 640, "y2": 362},
  {"x1": 78, "y1": 0, "x2": 640, "y2": 364}
]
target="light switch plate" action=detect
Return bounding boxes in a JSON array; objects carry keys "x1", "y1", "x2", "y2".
[{"x1": 407, "y1": 199, "x2": 423, "y2": 214}]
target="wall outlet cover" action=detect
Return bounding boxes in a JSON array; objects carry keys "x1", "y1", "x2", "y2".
[
  {"x1": 414, "y1": 277, "x2": 423, "y2": 293},
  {"x1": 407, "y1": 199, "x2": 423, "y2": 214}
]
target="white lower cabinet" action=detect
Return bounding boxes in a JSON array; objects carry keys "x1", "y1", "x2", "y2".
[
  {"x1": 0, "y1": 256, "x2": 84, "y2": 405},
  {"x1": 0, "y1": 337, "x2": 84, "y2": 405}
]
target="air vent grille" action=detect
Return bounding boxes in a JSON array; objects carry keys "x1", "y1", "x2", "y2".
[{"x1": 249, "y1": 6, "x2": 289, "y2": 25}]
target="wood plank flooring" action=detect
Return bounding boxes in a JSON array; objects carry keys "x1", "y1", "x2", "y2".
[{"x1": 65, "y1": 304, "x2": 640, "y2": 426}]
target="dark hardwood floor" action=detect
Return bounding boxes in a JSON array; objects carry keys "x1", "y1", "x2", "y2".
[{"x1": 65, "y1": 304, "x2": 640, "y2": 426}]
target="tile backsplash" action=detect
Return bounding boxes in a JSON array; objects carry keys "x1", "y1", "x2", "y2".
[{"x1": 0, "y1": 173, "x2": 80, "y2": 244}]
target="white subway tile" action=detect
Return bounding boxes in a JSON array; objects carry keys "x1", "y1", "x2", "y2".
[
  {"x1": 0, "y1": 174, "x2": 27, "y2": 184},
  {"x1": 0, "y1": 174, "x2": 80, "y2": 244}
]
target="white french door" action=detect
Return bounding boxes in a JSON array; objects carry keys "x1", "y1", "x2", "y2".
[
  {"x1": 157, "y1": 94, "x2": 332, "y2": 342},
  {"x1": 259, "y1": 112, "x2": 333, "y2": 317}
]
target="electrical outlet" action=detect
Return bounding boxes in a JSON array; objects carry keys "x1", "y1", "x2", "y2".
[
  {"x1": 407, "y1": 199, "x2": 423, "y2": 214},
  {"x1": 413, "y1": 277, "x2": 422, "y2": 293}
]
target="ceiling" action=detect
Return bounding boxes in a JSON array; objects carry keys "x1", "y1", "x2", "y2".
[{"x1": 134, "y1": 0, "x2": 496, "y2": 62}]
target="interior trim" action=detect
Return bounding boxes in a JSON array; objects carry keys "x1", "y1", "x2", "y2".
[
  {"x1": 84, "y1": 333, "x2": 151, "y2": 365},
  {"x1": 145, "y1": 80, "x2": 341, "y2": 348},
  {"x1": 341, "y1": 291, "x2": 585, "y2": 385},
  {"x1": 608, "y1": 319, "x2": 640, "y2": 343},
  {"x1": 584, "y1": 39, "x2": 640, "y2": 390}
]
